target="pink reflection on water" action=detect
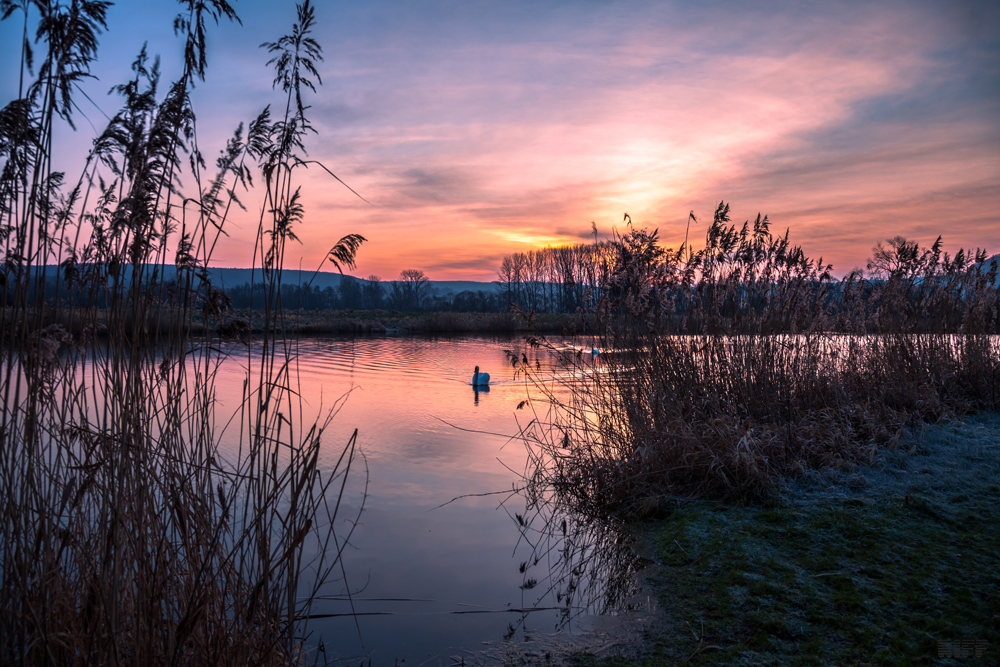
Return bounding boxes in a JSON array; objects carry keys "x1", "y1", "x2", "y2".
[{"x1": 208, "y1": 334, "x2": 601, "y2": 665}]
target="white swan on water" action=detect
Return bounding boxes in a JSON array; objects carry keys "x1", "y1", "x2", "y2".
[{"x1": 472, "y1": 366, "x2": 490, "y2": 386}]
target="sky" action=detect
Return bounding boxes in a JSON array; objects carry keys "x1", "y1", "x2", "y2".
[{"x1": 2, "y1": 0, "x2": 999, "y2": 281}]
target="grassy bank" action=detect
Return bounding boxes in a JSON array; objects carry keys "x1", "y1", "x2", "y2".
[
  {"x1": 571, "y1": 413, "x2": 1000, "y2": 666},
  {"x1": 1, "y1": 306, "x2": 586, "y2": 340},
  {"x1": 504, "y1": 212, "x2": 998, "y2": 666},
  {"x1": 223, "y1": 308, "x2": 584, "y2": 335}
]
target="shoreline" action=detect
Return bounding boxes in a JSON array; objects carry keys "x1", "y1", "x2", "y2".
[
  {"x1": 2, "y1": 307, "x2": 588, "y2": 338},
  {"x1": 224, "y1": 308, "x2": 587, "y2": 335},
  {"x1": 551, "y1": 412, "x2": 1000, "y2": 666}
]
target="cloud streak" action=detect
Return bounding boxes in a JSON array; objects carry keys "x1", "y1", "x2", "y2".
[{"x1": 2, "y1": 0, "x2": 997, "y2": 280}]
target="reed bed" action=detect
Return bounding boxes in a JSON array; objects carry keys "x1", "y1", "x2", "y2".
[
  {"x1": 217, "y1": 308, "x2": 578, "y2": 335},
  {"x1": 408, "y1": 311, "x2": 520, "y2": 333},
  {"x1": 404, "y1": 310, "x2": 579, "y2": 334},
  {"x1": 516, "y1": 205, "x2": 1000, "y2": 506},
  {"x1": 1, "y1": 1, "x2": 364, "y2": 663},
  {"x1": 229, "y1": 308, "x2": 522, "y2": 335}
]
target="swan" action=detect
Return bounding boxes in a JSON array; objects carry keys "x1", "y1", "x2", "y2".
[{"x1": 472, "y1": 366, "x2": 490, "y2": 386}]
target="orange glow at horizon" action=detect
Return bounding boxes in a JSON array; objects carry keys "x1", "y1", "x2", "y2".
[{"x1": 3, "y1": 0, "x2": 997, "y2": 282}]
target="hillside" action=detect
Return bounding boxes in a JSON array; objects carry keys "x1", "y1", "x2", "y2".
[
  {"x1": 32, "y1": 265, "x2": 501, "y2": 296},
  {"x1": 208, "y1": 268, "x2": 500, "y2": 296}
]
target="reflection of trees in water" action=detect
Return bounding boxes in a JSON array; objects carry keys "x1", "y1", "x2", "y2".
[{"x1": 503, "y1": 481, "x2": 648, "y2": 638}]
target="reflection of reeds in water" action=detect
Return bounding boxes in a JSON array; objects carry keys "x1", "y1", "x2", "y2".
[
  {"x1": 1, "y1": 1, "x2": 363, "y2": 662},
  {"x1": 506, "y1": 478, "x2": 649, "y2": 636},
  {"x1": 515, "y1": 203, "x2": 1000, "y2": 507}
]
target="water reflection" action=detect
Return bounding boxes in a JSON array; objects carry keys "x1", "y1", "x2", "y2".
[
  {"x1": 204, "y1": 334, "x2": 644, "y2": 665},
  {"x1": 472, "y1": 383, "x2": 490, "y2": 405},
  {"x1": 503, "y1": 488, "x2": 650, "y2": 644}
]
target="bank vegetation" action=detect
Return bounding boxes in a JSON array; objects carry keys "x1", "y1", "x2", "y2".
[
  {"x1": 1, "y1": 1, "x2": 364, "y2": 663},
  {"x1": 516, "y1": 204, "x2": 1000, "y2": 507}
]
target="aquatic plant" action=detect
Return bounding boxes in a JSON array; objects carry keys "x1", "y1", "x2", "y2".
[
  {"x1": 515, "y1": 205, "x2": 1000, "y2": 505},
  {"x1": 0, "y1": 0, "x2": 364, "y2": 662}
]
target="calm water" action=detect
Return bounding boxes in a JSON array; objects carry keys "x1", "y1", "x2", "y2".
[{"x1": 208, "y1": 335, "x2": 642, "y2": 665}]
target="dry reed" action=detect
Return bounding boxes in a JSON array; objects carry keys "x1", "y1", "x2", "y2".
[
  {"x1": 1, "y1": 1, "x2": 364, "y2": 663},
  {"x1": 516, "y1": 205, "x2": 1000, "y2": 506}
]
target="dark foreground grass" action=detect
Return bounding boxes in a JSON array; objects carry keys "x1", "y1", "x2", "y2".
[{"x1": 566, "y1": 414, "x2": 1000, "y2": 667}]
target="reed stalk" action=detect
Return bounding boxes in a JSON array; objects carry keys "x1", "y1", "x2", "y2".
[
  {"x1": 516, "y1": 204, "x2": 1000, "y2": 506},
  {"x1": 1, "y1": 1, "x2": 364, "y2": 663}
]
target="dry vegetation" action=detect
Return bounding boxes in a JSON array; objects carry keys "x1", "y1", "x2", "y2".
[
  {"x1": 1, "y1": 1, "x2": 364, "y2": 663},
  {"x1": 516, "y1": 204, "x2": 1000, "y2": 506},
  {"x1": 227, "y1": 308, "x2": 579, "y2": 335}
]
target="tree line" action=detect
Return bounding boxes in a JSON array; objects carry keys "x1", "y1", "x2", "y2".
[
  {"x1": 225, "y1": 269, "x2": 506, "y2": 312},
  {"x1": 495, "y1": 242, "x2": 617, "y2": 313}
]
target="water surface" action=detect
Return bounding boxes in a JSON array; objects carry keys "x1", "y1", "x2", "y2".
[{"x1": 210, "y1": 334, "x2": 639, "y2": 665}]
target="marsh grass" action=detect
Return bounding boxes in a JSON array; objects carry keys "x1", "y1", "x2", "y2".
[
  {"x1": 594, "y1": 414, "x2": 1000, "y2": 666},
  {"x1": 1, "y1": 1, "x2": 365, "y2": 663},
  {"x1": 515, "y1": 204, "x2": 1000, "y2": 506},
  {"x1": 219, "y1": 308, "x2": 579, "y2": 335},
  {"x1": 230, "y1": 308, "x2": 523, "y2": 334}
]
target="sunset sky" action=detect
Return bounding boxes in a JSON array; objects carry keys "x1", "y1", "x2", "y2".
[{"x1": 2, "y1": 0, "x2": 998, "y2": 281}]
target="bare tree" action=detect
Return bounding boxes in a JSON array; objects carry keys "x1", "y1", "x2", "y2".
[
  {"x1": 390, "y1": 269, "x2": 431, "y2": 310},
  {"x1": 363, "y1": 274, "x2": 384, "y2": 309},
  {"x1": 867, "y1": 235, "x2": 921, "y2": 279}
]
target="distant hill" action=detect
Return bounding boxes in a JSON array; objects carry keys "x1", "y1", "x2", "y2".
[
  {"x1": 420, "y1": 280, "x2": 501, "y2": 296},
  {"x1": 204, "y1": 268, "x2": 500, "y2": 296},
  {"x1": 32, "y1": 264, "x2": 501, "y2": 295}
]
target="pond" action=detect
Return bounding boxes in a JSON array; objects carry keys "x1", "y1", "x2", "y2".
[{"x1": 208, "y1": 334, "x2": 647, "y2": 665}]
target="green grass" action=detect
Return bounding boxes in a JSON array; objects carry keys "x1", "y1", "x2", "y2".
[{"x1": 569, "y1": 414, "x2": 1000, "y2": 666}]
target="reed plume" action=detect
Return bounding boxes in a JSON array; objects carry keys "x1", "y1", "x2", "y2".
[
  {"x1": 0, "y1": 1, "x2": 364, "y2": 663},
  {"x1": 516, "y1": 203, "x2": 999, "y2": 505}
]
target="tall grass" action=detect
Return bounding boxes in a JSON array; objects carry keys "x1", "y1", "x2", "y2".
[
  {"x1": 1, "y1": 1, "x2": 364, "y2": 662},
  {"x1": 517, "y1": 204, "x2": 1000, "y2": 506}
]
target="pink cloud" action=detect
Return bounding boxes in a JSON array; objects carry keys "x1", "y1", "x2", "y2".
[{"x1": 6, "y1": 0, "x2": 996, "y2": 282}]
